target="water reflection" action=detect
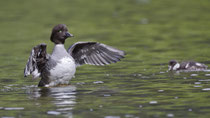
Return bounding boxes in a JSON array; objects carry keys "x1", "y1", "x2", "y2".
[{"x1": 28, "y1": 85, "x2": 77, "y2": 117}]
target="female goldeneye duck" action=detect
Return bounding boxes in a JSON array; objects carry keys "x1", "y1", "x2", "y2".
[
  {"x1": 24, "y1": 24, "x2": 126, "y2": 87},
  {"x1": 168, "y1": 60, "x2": 208, "y2": 71}
]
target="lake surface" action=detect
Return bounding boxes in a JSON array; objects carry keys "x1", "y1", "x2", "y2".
[{"x1": 1, "y1": 0, "x2": 210, "y2": 118}]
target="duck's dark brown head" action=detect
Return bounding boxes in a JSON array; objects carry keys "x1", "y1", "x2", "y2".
[
  {"x1": 50, "y1": 24, "x2": 74, "y2": 44},
  {"x1": 168, "y1": 60, "x2": 179, "y2": 71},
  {"x1": 169, "y1": 60, "x2": 178, "y2": 67}
]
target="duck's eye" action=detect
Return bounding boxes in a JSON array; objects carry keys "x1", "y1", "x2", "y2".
[{"x1": 58, "y1": 30, "x2": 62, "y2": 33}]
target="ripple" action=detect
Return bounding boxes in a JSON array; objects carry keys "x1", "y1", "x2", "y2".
[
  {"x1": 136, "y1": 0, "x2": 150, "y2": 4},
  {"x1": 93, "y1": 81, "x2": 104, "y2": 84},
  {"x1": 204, "y1": 70, "x2": 210, "y2": 72},
  {"x1": 149, "y1": 101, "x2": 158, "y2": 104},
  {"x1": 194, "y1": 82, "x2": 201, "y2": 84},
  {"x1": 199, "y1": 79, "x2": 210, "y2": 82},
  {"x1": 57, "y1": 107, "x2": 73, "y2": 111},
  {"x1": 183, "y1": 77, "x2": 187, "y2": 79},
  {"x1": 167, "y1": 113, "x2": 174, "y2": 117},
  {"x1": 104, "y1": 94, "x2": 111, "y2": 97},
  {"x1": 174, "y1": 97, "x2": 179, "y2": 99},
  {"x1": 205, "y1": 74, "x2": 210, "y2": 76},
  {"x1": 133, "y1": 74, "x2": 142, "y2": 77},
  {"x1": 140, "y1": 18, "x2": 149, "y2": 24},
  {"x1": 47, "y1": 111, "x2": 61, "y2": 115},
  {"x1": 191, "y1": 74, "x2": 198, "y2": 77},
  {"x1": 194, "y1": 86, "x2": 202, "y2": 88},
  {"x1": 4, "y1": 107, "x2": 24, "y2": 110},
  {"x1": 76, "y1": 82, "x2": 86, "y2": 85},
  {"x1": 125, "y1": 114, "x2": 134, "y2": 118},
  {"x1": 158, "y1": 90, "x2": 164, "y2": 92},
  {"x1": 52, "y1": 92, "x2": 76, "y2": 97},
  {"x1": 54, "y1": 101, "x2": 76, "y2": 106},
  {"x1": 106, "y1": 74, "x2": 110, "y2": 76},
  {"x1": 54, "y1": 95, "x2": 76, "y2": 99},
  {"x1": 202, "y1": 88, "x2": 210, "y2": 91},
  {"x1": 1, "y1": 116, "x2": 15, "y2": 118},
  {"x1": 105, "y1": 116, "x2": 120, "y2": 118}
]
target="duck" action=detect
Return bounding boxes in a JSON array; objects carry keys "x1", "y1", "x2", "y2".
[
  {"x1": 24, "y1": 24, "x2": 125, "y2": 87},
  {"x1": 168, "y1": 60, "x2": 207, "y2": 71}
]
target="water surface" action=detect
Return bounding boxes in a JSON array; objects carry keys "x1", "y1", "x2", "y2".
[{"x1": 1, "y1": 0, "x2": 210, "y2": 118}]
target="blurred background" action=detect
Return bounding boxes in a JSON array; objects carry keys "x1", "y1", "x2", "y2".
[{"x1": 0, "y1": 0, "x2": 210, "y2": 118}]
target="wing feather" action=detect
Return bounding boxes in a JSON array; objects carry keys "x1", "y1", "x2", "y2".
[
  {"x1": 24, "y1": 43, "x2": 48, "y2": 79},
  {"x1": 67, "y1": 42, "x2": 125, "y2": 66}
]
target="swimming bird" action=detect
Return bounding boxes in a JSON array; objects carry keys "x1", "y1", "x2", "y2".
[
  {"x1": 168, "y1": 60, "x2": 207, "y2": 71},
  {"x1": 24, "y1": 24, "x2": 125, "y2": 87}
]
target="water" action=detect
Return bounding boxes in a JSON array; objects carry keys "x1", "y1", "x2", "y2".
[{"x1": 1, "y1": 0, "x2": 210, "y2": 118}]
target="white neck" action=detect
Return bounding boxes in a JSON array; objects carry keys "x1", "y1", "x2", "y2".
[{"x1": 51, "y1": 44, "x2": 69, "y2": 59}]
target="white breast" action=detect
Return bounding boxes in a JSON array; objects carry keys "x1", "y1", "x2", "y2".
[{"x1": 48, "y1": 57, "x2": 76, "y2": 87}]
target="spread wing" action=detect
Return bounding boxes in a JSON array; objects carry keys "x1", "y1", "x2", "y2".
[
  {"x1": 67, "y1": 42, "x2": 125, "y2": 66},
  {"x1": 24, "y1": 43, "x2": 49, "y2": 79}
]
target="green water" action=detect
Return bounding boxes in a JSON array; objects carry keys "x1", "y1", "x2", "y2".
[{"x1": 1, "y1": 0, "x2": 210, "y2": 118}]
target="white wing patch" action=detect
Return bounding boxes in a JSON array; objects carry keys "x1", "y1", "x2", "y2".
[
  {"x1": 173, "y1": 63, "x2": 180, "y2": 70},
  {"x1": 185, "y1": 63, "x2": 189, "y2": 68},
  {"x1": 195, "y1": 63, "x2": 202, "y2": 66},
  {"x1": 32, "y1": 69, "x2": 41, "y2": 80}
]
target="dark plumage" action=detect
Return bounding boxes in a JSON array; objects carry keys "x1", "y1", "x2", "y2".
[
  {"x1": 168, "y1": 60, "x2": 207, "y2": 71},
  {"x1": 24, "y1": 24, "x2": 125, "y2": 87},
  {"x1": 68, "y1": 42, "x2": 125, "y2": 66}
]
